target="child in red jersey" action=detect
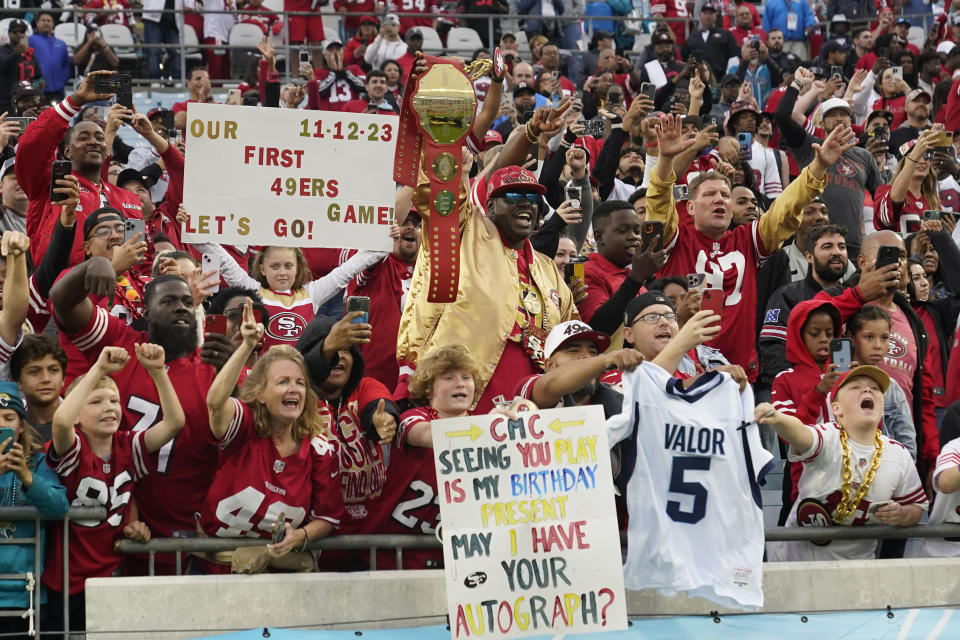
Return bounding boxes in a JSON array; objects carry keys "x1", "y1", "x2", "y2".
[
  {"x1": 370, "y1": 344, "x2": 482, "y2": 569},
  {"x1": 43, "y1": 344, "x2": 184, "y2": 634}
]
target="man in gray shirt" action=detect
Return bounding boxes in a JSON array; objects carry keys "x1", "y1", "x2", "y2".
[
  {"x1": 773, "y1": 66, "x2": 879, "y2": 260},
  {"x1": 0, "y1": 156, "x2": 26, "y2": 235}
]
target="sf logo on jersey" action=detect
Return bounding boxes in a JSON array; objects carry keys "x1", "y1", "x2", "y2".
[{"x1": 267, "y1": 311, "x2": 307, "y2": 340}]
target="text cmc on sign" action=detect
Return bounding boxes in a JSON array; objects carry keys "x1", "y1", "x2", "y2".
[
  {"x1": 182, "y1": 102, "x2": 396, "y2": 250},
  {"x1": 432, "y1": 406, "x2": 626, "y2": 639}
]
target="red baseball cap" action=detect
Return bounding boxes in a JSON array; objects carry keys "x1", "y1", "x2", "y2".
[
  {"x1": 487, "y1": 166, "x2": 546, "y2": 198},
  {"x1": 483, "y1": 129, "x2": 503, "y2": 149}
]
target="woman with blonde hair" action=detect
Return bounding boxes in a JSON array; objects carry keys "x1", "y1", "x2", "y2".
[
  {"x1": 197, "y1": 303, "x2": 344, "y2": 574},
  {"x1": 874, "y1": 128, "x2": 942, "y2": 232}
]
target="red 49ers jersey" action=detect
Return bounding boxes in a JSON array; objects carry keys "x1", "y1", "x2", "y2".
[
  {"x1": 199, "y1": 399, "x2": 344, "y2": 572},
  {"x1": 651, "y1": 0, "x2": 689, "y2": 45},
  {"x1": 43, "y1": 429, "x2": 153, "y2": 594},
  {"x1": 65, "y1": 307, "x2": 220, "y2": 543},
  {"x1": 313, "y1": 66, "x2": 367, "y2": 112},
  {"x1": 319, "y1": 377, "x2": 392, "y2": 534},
  {"x1": 660, "y1": 221, "x2": 766, "y2": 380},
  {"x1": 388, "y1": 0, "x2": 440, "y2": 32},
  {"x1": 259, "y1": 288, "x2": 318, "y2": 349},
  {"x1": 368, "y1": 406, "x2": 445, "y2": 569}
]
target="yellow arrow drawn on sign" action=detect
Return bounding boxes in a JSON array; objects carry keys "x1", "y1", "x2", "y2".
[
  {"x1": 549, "y1": 419, "x2": 584, "y2": 433},
  {"x1": 444, "y1": 425, "x2": 484, "y2": 441}
]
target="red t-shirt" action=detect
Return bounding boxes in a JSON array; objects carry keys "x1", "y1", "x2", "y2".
[
  {"x1": 66, "y1": 307, "x2": 220, "y2": 547},
  {"x1": 579, "y1": 252, "x2": 640, "y2": 323},
  {"x1": 875, "y1": 304, "x2": 919, "y2": 407},
  {"x1": 44, "y1": 429, "x2": 152, "y2": 594},
  {"x1": 197, "y1": 399, "x2": 344, "y2": 573},
  {"x1": 939, "y1": 76, "x2": 960, "y2": 134},
  {"x1": 916, "y1": 306, "x2": 946, "y2": 408}
]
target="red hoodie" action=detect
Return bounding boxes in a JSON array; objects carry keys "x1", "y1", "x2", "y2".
[{"x1": 771, "y1": 299, "x2": 842, "y2": 505}]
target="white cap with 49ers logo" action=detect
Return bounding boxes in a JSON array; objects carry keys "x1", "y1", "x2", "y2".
[{"x1": 543, "y1": 321, "x2": 611, "y2": 359}]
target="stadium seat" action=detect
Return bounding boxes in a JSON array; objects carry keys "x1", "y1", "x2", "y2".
[
  {"x1": 99, "y1": 23, "x2": 138, "y2": 60},
  {"x1": 0, "y1": 18, "x2": 31, "y2": 46},
  {"x1": 182, "y1": 24, "x2": 204, "y2": 62},
  {"x1": 907, "y1": 25, "x2": 925, "y2": 49},
  {"x1": 410, "y1": 26, "x2": 443, "y2": 52},
  {"x1": 321, "y1": 13, "x2": 342, "y2": 41},
  {"x1": 446, "y1": 27, "x2": 483, "y2": 52},
  {"x1": 513, "y1": 29, "x2": 531, "y2": 56},
  {"x1": 229, "y1": 23, "x2": 266, "y2": 82},
  {"x1": 54, "y1": 21, "x2": 85, "y2": 50}
]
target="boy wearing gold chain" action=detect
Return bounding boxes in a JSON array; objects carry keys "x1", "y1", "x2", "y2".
[{"x1": 756, "y1": 365, "x2": 928, "y2": 561}]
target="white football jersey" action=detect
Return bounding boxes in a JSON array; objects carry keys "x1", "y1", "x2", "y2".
[
  {"x1": 607, "y1": 362, "x2": 773, "y2": 610},
  {"x1": 919, "y1": 437, "x2": 960, "y2": 558},
  {"x1": 771, "y1": 422, "x2": 928, "y2": 562}
]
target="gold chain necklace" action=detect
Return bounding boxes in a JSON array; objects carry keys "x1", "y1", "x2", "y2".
[{"x1": 834, "y1": 427, "x2": 884, "y2": 523}]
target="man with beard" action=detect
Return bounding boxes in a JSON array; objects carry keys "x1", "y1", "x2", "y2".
[
  {"x1": 765, "y1": 29, "x2": 801, "y2": 76},
  {"x1": 50, "y1": 262, "x2": 235, "y2": 574},
  {"x1": 758, "y1": 224, "x2": 856, "y2": 394},
  {"x1": 344, "y1": 212, "x2": 421, "y2": 390},
  {"x1": 775, "y1": 66, "x2": 880, "y2": 260},
  {"x1": 711, "y1": 74, "x2": 743, "y2": 122},
  {"x1": 639, "y1": 31, "x2": 684, "y2": 88},
  {"x1": 495, "y1": 82, "x2": 538, "y2": 138},
  {"x1": 888, "y1": 89, "x2": 932, "y2": 152},
  {"x1": 17, "y1": 70, "x2": 143, "y2": 268}
]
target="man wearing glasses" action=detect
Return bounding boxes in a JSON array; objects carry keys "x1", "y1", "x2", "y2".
[{"x1": 397, "y1": 165, "x2": 578, "y2": 412}]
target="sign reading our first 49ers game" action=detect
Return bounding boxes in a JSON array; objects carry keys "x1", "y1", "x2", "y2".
[
  {"x1": 433, "y1": 406, "x2": 626, "y2": 639},
  {"x1": 182, "y1": 102, "x2": 396, "y2": 250}
]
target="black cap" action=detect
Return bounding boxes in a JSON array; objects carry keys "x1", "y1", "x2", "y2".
[
  {"x1": 513, "y1": 82, "x2": 536, "y2": 96},
  {"x1": 652, "y1": 31, "x2": 673, "y2": 45},
  {"x1": 116, "y1": 168, "x2": 150, "y2": 191},
  {"x1": 720, "y1": 74, "x2": 741, "y2": 87},
  {"x1": 625, "y1": 291, "x2": 676, "y2": 327},
  {"x1": 8, "y1": 20, "x2": 27, "y2": 33}
]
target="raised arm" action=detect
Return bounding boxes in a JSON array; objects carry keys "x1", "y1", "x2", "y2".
[
  {"x1": 531, "y1": 349, "x2": 643, "y2": 408},
  {"x1": 135, "y1": 343, "x2": 186, "y2": 452},
  {"x1": 756, "y1": 124, "x2": 854, "y2": 253},
  {"x1": 650, "y1": 310, "x2": 721, "y2": 375},
  {"x1": 0, "y1": 231, "x2": 30, "y2": 348},
  {"x1": 49, "y1": 257, "x2": 117, "y2": 334},
  {"x1": 646, "y1": 113, "x2": 698, "y2": 244},
  {"x1": 207, "y1": 302, "x2": 263, "y2": 440},
  {"x1": 754, "y1": 402, "x2": 815, "y2": 454},
  {"x1": 191, "y1": 240, "x2": 260, "y2": 290},
  {"x1": 51, "y1": 346, "x2": 129, "y2": 455},
  {"x1": 304, "y1": 249, "x2": 388, "y2": 308}
]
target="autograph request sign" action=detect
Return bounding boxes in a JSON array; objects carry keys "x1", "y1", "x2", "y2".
[{"x1": 182, "y1": 102, "x2": 396, "y2": 251}]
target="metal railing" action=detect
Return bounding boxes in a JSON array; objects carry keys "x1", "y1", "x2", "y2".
[
  {"x1": 0, "y1": 506, "x2": 105, "y2": 640},
  {"x1": 0, "y1": 504, "x2": 958, "y2": 636}
]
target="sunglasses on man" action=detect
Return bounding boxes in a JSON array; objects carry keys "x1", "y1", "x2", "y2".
[{"x1": 500, "y1": 192, "x2": 540, "y2": 204}]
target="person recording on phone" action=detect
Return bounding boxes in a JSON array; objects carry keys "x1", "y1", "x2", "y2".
[
  {"x1": 874, "y1": 130, "x2": 941, "y2": 232},
  {"x1": 17, "y1": 71, "x2": 144, "y2": 269}
]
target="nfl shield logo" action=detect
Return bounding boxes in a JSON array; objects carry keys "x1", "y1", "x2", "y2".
[
  {"x1": 273, "y1": 460, "x2": 285, "y2": 473},
  {"x1": 764, "y1": 309, "x2": 780, "y2": 324}
]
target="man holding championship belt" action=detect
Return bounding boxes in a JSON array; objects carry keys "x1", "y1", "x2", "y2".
[{"x1": 395, "y1": 51, "x2": 579, "y2": 412}]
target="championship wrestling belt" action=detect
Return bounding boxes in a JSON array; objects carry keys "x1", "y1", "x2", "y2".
[{"x1": 394, "y1": 50, "x2": 503, "y2": 303}]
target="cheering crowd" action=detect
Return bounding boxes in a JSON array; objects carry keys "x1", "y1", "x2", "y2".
[{"x1": 3, "y1": 0, "x2": 960, "y2": 635}]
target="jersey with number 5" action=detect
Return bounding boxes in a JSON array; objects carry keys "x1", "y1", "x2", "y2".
[
  {"x1": 367, "y1": 407, "x2": 446, "y2": 569},
  {"x1": 607, "y1": 362, "x2": 773, "y2": 610},
  {"x1": 43, "y1": 429, "x2": 153, "y2": 594},
  {"x1": 66, "y1": 306, "x2": 220, "y2": 543},
  {"x1": 660, "y1": 219, "x2": 766, "y2": 380},
  {"x1": 198, "y1": 399, "x2": 344, "y2": 573}
]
